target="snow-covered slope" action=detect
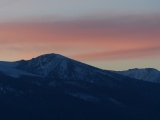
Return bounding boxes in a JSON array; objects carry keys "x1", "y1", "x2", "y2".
[
  {"x1": 16, "y1": 53, "x2": 71, "y2": 76},
  {"x1": 116, "y1": 68, "x2": 160, "y2": 83},
  {"x1": 0, "y1": 62, "x2": 39, "y2": 78},
  {"x1": 15, "y1": 53, "x2": 109, "y2": 82}
]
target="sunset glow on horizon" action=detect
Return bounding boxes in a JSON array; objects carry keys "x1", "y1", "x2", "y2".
[{"x1": 0, "y1": 0, "x2": 160, "y2": 70}]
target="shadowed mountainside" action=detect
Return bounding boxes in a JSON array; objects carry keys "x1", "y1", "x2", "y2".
[{"x1": 0, "y1": 53, "x2": 160, "y2": 120}]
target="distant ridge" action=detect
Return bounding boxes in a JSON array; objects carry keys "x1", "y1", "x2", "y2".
[{"x1": 116, "y1": 68, "x2": 160, "y2": 83}]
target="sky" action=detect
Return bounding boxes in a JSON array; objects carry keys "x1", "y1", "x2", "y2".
[{"x1": 0, "y1": 0, "x2": 160, "y2": 70}]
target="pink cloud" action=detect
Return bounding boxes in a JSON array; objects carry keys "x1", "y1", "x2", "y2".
[
  {"x1": 0, "y1": 14, "x2": 160, "y2": 61},
  {"x1": 70, "y1": 46, "x2": 160, "y2": 61}
]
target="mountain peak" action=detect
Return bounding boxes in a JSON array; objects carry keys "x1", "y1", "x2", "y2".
[
  {"x1": 15, "y1": 53, "x2": 70, "y2": 76},
  {"x1": 30, "y1": 53, "x2": 65, "y2": 60},
  {"x1": 18, "y1": 53, "x2": 67, "y2": 67},
  {"x1": 14, "y1": 53, "x2": 105, "y2": 81}
]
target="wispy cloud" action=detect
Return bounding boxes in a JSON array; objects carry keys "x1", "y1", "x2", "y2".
[
  {"x1": 0, "y1": 14, "x2": 160, "y2": 61},
  {"x1": 70, "y1": 46, "x2": 160, "y2": 61}
]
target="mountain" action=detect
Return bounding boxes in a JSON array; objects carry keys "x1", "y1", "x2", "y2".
[
  {"x1": 0, "y1": 54, "x2": 102, "y2": 79},
  {"x1": 0, "y1": 62, "x2": 38, "y2": 78},
  {"x1": 0, "y1": 53, "x2": 160, "y2": 120},
  {"x1": 15, "y1": 53, "x2": 107, "y2": 82},
  {"x1": 116, "y1": 68, "x2": 160, "y2": 83},
  {"x1": 0, "y1": 53, "x2": 127, "y2": 84}
]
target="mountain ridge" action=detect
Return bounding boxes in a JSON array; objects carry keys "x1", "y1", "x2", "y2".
[
  {"x1": 0, "y1": 53, "x2": 160, "y2": 120},
  {"x1": 0, "y1": 53, "x2": 159, "y2": 83},
  {"x1": 116, "y1": 68, "x2": 160, "y2": 83},
  {"x1": 0, "y1": 53, "x2": 159, "y2": 84}
]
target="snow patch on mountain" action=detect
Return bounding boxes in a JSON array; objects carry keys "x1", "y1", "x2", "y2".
[{"x1": 66, "y1": 92, "x2": 99, "y2": 102}]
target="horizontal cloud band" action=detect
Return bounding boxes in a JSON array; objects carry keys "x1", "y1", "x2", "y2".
[{"x1": 0, "y1": 14, "x2": 160, "y2": 61}]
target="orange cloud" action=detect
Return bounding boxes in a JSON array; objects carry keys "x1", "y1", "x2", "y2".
[{"x1": 0, "y1": 14, "x2": 160, "y2": 61}]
